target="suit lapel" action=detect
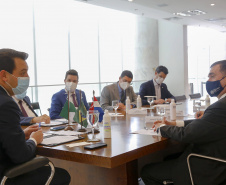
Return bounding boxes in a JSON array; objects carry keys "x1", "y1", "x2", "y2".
[
  {"x1": 150, "y1": 80, "x2": 156, "y2": 96},
  {"x1": 23, "y1": 98, "x2": 38, "y2": 117},
  {"x1": 114, "y1": 83, "x2": 120, "y2": 100}
]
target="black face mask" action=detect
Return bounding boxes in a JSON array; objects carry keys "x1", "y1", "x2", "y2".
[{"x1": 206, "y1": 76, "x2": 226, "y2": 97}]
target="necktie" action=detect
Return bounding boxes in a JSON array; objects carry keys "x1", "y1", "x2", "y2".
[
  {"x1": 18, "y1": 100, "x2": 28, "y2": 117},
  {"x1": 71, "y1": 94, "x2": 78, "y2": 107},
  {"x1": 120, "y1": 90, "x2": 126, "y2": 104}
]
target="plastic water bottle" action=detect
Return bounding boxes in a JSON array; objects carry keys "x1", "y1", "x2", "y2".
[
  {"x1": 126, "y1": 96, "x2": 130, "y2": 113},
  {"x1": 170, "y1": 99, "x2": 176, "y2": 121},
  {"x1": 103, "y1": 110, "x2": 111, "y2": 138},
  {"x1": 205, "y1": 95, "x2": 210, "y2": 109},
  {"x1": 137, "y1": 95, "x2": 142, "y2": 109}
]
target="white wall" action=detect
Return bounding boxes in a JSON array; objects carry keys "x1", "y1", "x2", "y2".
[{"x1": 158, "y1": 20, "x2": 188, "y2": 96}]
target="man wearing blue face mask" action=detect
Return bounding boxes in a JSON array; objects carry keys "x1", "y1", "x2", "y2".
[
  {"x1": 139, "y1": 65, "x2": 175, "y2": 105},
  {"x1": 141, "y1": 60, "x2": 226, "y2": 185},
  {"x1": 0, "y1": 49, "x2": 70, "y2": 185},
  {"x1": 100, "y1": 70, "x2": 137, "y2": 110},
  {"x1": 12, "y1": 92, "x2": 50, "y2": 126}
]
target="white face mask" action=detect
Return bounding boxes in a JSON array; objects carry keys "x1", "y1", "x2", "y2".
[
  {"x1": 155, "y1": 77, "x2": 164, "y2": 85},
  {"x1": 120, "y1": 82, "x2": 130, "y2": 90},
  {"x1": 65, "y1": 82, "x2": 77, "y2": 93}
]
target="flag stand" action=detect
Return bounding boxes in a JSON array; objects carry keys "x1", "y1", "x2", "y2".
[
  {"x1": 77, "y1": 90, "x2": 86, "y2": 132},
  {"x1": 64, "y1": 91, "x2": 74, "y2": 131}
]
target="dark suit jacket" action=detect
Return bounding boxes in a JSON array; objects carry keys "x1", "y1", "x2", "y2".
[
  {"x1": 139, "y1": 79, "x2": 175, "y2": 105},
  {"x1": 50, "y1": 89, "x2": 89, "y2": 120},
  {"x1": 160, "y1": 96, "x2": 226, "y2": 185},
  {"x1": 0, "y1": 86, "x2": 36, "y2": 179},
  {"x1": 14, "y1": 96, "x2": 38, "y2": 126}
]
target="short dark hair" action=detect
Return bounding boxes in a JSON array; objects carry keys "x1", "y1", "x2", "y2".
[
  {"x1": 155, "y1": 66, "x2": 168, "y2": 75},
  {"x1": 120, "y1": 70, "x2": 133, "y2": 79},
  {"x1": 0, "y1": 48, "x2": 28, "y2": 60},
  {"x1": 0, "y1": 55, "x2": 15, "y2": 74},
  {"x1": 65, "y1": 69, "x2": 79, "y2": 80},
  {"x1": 210, "y1": 60, "x2": 226, "y2": 75}
]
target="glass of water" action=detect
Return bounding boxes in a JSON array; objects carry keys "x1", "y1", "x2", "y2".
[{"x1": 112, "y1": 100, "x2": 119, "y2": 115}]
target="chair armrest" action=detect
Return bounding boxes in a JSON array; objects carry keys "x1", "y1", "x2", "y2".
[{"x1": 4, "y1": 156, "x2": 50, "y2": 178}]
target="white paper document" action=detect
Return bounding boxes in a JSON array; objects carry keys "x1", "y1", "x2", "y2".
[
  {"x1": 40, "y1": 121, "x2": 67, "y2": 127},
  {"x1": 128, "y1": 108, "x2": 147, "y2": 115},
  {"x1": 66, "y1": 142, "x2": 91, "y2": 148},
  {"x1": 109, "y1": 113, "x2": 124, "y2": 117},
  {"x1": 48, "y1": 130, "x2": 86, "y2": 136},
  {"x1": 41, "y1": 135, "x2": 80, "y2": 146},
  {"x1": 131, "y1": 129, "x2": 159, "y2": 136}
]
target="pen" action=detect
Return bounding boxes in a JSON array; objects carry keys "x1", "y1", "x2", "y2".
[{"x1": 39, "y1": 122, "x2": 41, "y2": 129}]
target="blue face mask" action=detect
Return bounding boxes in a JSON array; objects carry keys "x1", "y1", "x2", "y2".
[
  {"x1": 6, "y1": 72, "x2": 30, "y2": 95},
  {"x1": 15, "y1": 90, "x2": 27, "y2": 100},
  {"x1": 206, "y1": 76, "x2": 226, "y2": 97}
]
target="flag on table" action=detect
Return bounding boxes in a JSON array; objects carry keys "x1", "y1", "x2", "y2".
[
  {"x1": 74, "y1": 100, "x2": 88, "y2": 128},
  {"x1": 60, "y1": 100, "x2": 76, "y2": 120},
  {"x1": 89, "y1": 96, "x2": 104, "y2": 122}
]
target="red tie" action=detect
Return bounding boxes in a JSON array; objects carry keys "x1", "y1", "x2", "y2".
[
  {"x1": 71, "y1": 94, "x2": 78, "y2": 107},
  {"x1": 18, "y1": 100, "x2": 28, "y2": 117}
]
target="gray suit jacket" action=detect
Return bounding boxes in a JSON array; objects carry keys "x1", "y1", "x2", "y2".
[
  {"x1": 100, "y1": 82, "x2": 137, "y2": 110},
  {"x1": 160, "y1": 96, "x2": 226, "y2": 185}
]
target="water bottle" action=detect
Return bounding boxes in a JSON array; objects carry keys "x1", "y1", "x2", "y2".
[
  {"x1": 126, "y1": 96, "x2": 130, "y2": 113},
  {"x1": 137, "y1": 95, "x2": 142, "y2": 109},
  {"x1": 103, "y1": 110, "x2": 111, "y2": 138},
  {"x1": 170, "y1": 99, "x2": 176, "y2": 121},
  {"x1": 205, "y1": 95, "x2": 210, "y2": 109}
]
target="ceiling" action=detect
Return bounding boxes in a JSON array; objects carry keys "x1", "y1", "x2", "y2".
[{"x1": 77, "y1": 0, "x2": 226, "y2": 32}]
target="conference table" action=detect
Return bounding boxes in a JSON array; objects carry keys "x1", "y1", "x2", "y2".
[{"x1": 34, "y1": 101, "x2": 195, "y2": 185}]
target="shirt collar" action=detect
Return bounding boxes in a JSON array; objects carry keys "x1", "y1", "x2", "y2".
[
  {"x1": 64, "y1": 88, "x2": 75, "y2": 94},
  {"x1": 117, "y1": 82, "x2": 123, "y2": 93},
  {"x1": 219, "y1": 93, "x2": 226, "y2": 100},
  {"x1": 0, "y1": 85, "x2": 11, "y2": 96}
]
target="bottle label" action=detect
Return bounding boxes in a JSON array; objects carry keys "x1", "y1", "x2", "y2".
[{"x1": 104, "y1": 122, "x2": 111, "y2": 132}]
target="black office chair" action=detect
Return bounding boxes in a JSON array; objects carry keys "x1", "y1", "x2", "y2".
[
  {"x1": 174, "y1": 95, "x2": 186, "y2": 101},
  {"x1": 31, "y1": 102, "x2": 42, "y2": 115},
  {"x1": 1, "y1": 156, "x2": 55, "y2": 185},
  {"x1": 189, "y1": 93, "x2": 201, "y2": 99},
  {"x1": 187, "y1": 153, "x2": 226, "y2": 185}
]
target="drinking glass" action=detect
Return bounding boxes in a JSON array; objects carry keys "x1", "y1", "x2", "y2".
[
  {"x1": 112, "y1": 100, "x2": 119, "y2": 115},
  {"x1": 87, "y1": 110, "x2": 100, "y2": 142},
  {"x1": 147, "y1": 97, "x2": 155, "y2": 109},
  {"x1": 158, "y1": 106, "x2": 165, "y2": 120},
  {"x1": 194, "y1": 101, "x2": 201, "y2": 112}
]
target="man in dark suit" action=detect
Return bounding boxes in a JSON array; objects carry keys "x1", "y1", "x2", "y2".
[
  {"x1": 0, "y1": 49, "x2": 70, "y2": 184},
  {"x1": 141, "y1": 60, "x2": 226, "y2": 185},
  {"x1": 139, "y1": 66, "x2": 175, "y2": 105},
  {"x1": 50, "y1": 69, "x2": 89, "y2": 120},
  {"x1": 13, "y1": 95, "x2": 50, "y2": 125}
]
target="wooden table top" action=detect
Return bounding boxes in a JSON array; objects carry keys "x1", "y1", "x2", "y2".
[{"x1": 35, "y1": 101, "x2": 194, "y2": 169}]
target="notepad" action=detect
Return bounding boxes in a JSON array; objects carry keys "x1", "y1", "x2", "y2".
[
  {"x1": 131, "y1": 129, "x2": 159, "y2": 136},
  {"x1": 40, "y1": 134, "x2": 84, "y2": 146}
]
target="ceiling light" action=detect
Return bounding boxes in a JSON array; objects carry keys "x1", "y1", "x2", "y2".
[
  {"x1": 210, "y1": 3, "x2": 215, "y2": 6},
  {"x1": 128, "y1": 0, "x2": 133, "y2": 2},
  {"x1": 173, "y1": 12, "x2": 191, "y2": 17},
  {"x1": 187, "y1": 10, "x2": 206, "y2": 15}
]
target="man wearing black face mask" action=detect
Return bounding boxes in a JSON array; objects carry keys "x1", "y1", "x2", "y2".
[{"x1": 141, "y1": 60, "x2": 226, "y2": 185}]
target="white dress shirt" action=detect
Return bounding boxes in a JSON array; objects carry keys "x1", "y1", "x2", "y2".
[
  {"x1": 153, "y1": 79, "x2": 161, "y2": 100},
  {"x1": 12, "y1": 96, "x2": 36, "y2": 117}
]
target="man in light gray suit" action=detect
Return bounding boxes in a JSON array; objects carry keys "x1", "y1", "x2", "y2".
[{"x1": 100, "y1": 70, "x2": 137, "y2": 110}]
